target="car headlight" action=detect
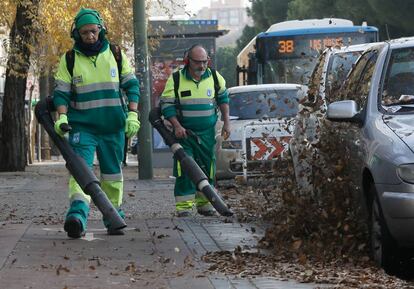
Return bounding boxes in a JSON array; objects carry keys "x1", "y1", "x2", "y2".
[
  {"x1": 397, "y1": 164, "x2": 414, "y2": 183},
  {"x1": 221, "y1": 140, "x2": 242, "y2": 149}
]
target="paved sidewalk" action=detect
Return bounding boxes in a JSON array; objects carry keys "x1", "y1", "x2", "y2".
[{"x1": 0, "y1": 162, "x2": 322, "y2": 289}]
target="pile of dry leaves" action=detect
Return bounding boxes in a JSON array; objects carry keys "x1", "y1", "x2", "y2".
[{"x1": 212, "y1": 99, "x2": 414, "y2": 287}]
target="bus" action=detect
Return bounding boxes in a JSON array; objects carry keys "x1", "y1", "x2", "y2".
[{"x1": 237, "y1": 18, "x2": 379, "y2": 85}]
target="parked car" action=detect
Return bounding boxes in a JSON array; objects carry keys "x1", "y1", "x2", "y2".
[
  {"x1": 215, "y1": 84, "x2": 307, "y2": 180},
  {"x1": 290, "y1": 43, "x2": 379, "y2": 193},
  {"x1": 325, "y1": 37, "x2": 414, "y2": 274}
]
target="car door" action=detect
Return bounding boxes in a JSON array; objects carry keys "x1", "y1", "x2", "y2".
[
  {"x1": 290, "y1": 51, "x2": 329, "y2": 194},
  {"x1": 333, "y1": 50, "x2": 379, "y2": 192}
]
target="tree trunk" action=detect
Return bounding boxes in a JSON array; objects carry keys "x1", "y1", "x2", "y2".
[
  {"x1": 27, "y1": 84, "x2": 35, "y2": 164},
  {"x1": 0, "y1": 0, "x2": 39, "y2": 172},
  {"x1": 39, "y1": 71, "x2": 50, "y2": 160}
]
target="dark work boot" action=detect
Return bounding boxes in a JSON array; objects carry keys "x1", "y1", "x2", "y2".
[
  {"x1": 64, "y1": 200, "x2": 89, "y2": 239},
  {"x1": 176, "y1": 210, "x2": 192, "y2": 217},
  {"x1": 64, "y1": 216, "x2": 85, "y2": 238}
]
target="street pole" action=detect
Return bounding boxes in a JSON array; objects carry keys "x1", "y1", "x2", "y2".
[{"x1": 133, "y1": 0, "x2": 153, "y2": 179}]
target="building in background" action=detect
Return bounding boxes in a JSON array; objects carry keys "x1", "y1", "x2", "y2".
[{"x1": 195, "y1": 0, "x2": 252, "y2": 47}]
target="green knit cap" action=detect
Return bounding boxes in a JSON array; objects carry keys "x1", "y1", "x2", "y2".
[{"x1": 74, "y1": 8, "x2": 102, "y2": 29}]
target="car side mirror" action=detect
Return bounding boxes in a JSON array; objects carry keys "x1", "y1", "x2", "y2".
[{"x1": 327, "y1": 100, "x2": 363, "y2": 124}]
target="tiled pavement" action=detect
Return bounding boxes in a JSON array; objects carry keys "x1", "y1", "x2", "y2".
[{"x1": 0, "y1": 162, "x2": 325, "y2": 289}]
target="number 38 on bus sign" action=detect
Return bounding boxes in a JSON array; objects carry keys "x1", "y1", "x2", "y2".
[{"x1": 278, "y1": 40, "x2": 294, "y2": 53}]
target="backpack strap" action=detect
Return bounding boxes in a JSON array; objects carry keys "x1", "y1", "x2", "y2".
[
  {"x1": 209, "y1": 68, "x2": 220, "y2": 101},
  {"x1": 65, "y1": 49, "x2": 76, "y2": 104},
  {"x1": 172, "y1": 71, "x2": 183, "y2": 120},
  {"x1": 109, "y1": 43, "x2": 123, "y2": 78},
  {"x1": 109, "y1": 44, "x2": 125, "y2": 108},
  {"x1": 210, "y1": 68, "x2": 220, "y2": 113},
  {"x1": 65, "y1": 49, "x2": 75, "y2": 77}
]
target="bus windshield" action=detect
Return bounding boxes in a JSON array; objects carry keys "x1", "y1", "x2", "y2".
[
  {"x1": 258, "y1": 30, "x2": 378, "y2": 84},
  {"x1": 263, "y1": 56, "x2": 315, "y2": 84}
]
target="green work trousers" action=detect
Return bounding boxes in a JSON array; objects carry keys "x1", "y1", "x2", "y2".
[
  {"x1": 67, "y1": 130, "x2": 125, "y2": 208},
  {"x1": 173, "y1": 126, "x2": 216, "y2": 211}
]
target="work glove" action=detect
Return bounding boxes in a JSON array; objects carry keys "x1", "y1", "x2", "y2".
[
  {"x1": 125, "y1": 111, "x2": 140, "y2": 138},
  {"x1": 54, "y1": 114, "x2": 69, "y2": 137}
]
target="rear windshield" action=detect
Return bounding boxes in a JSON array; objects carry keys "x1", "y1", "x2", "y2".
[
  {"x1": 229, "y1": 89, "x2": 300, "y2": 120},
  {"x1": 326, "y1": 51, "x2": 362, "y2": 101}
]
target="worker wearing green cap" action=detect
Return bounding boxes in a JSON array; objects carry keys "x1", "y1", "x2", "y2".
[{"x1": 53, "y1": 8, "x2": 140, "y2": 238}]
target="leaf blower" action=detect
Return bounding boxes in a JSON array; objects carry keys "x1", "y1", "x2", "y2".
[
  {"x1": 149, "y1": 107, "x2": 233, "y2": 216},
  {"x1": 35, "y1": 97, "x2": 126, "y2": 230}
]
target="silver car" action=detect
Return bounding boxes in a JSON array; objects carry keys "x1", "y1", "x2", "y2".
[
  {"x1": 215, "y1": 84, "x2": 307, "y2": 180},
  {"x1": 327, "y1": 37, "x2": 414, "y2": 274},
  {"x1": 290, "y1": 43, "x2": 379, "y2": 193}
]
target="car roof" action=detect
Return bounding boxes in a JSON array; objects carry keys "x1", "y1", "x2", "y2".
[
  {"x1": 319, "y1": 37, "x2": 414, "y2": 60},
  {"x1": 335, "y1": 42, "x2": 380, "y2": 53},
  {"x1": 387, "y1": 36, "x2": 414, "y2": 49},
  {"x1": 343, "y1": 37, "x2": 414, "y2": 53},
  {"x1": 322, "y1": 42, "x2": 381, "y2": 57},
  {"x1": 228, "y1": 83, "x2": 306, "y2": 94}
]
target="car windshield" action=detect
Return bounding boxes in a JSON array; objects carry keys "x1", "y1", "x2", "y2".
[
  {"x1": 382, "y1": 47, "x2": 414, "y2": 112},
  {"x1": 229, "y1": 89, "x2": 300, "y2": 120}
]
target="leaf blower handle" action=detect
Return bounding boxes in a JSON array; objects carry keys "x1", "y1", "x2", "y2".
[{"x1": 60, "y1": 123, "x2": 72, "y2": 133}]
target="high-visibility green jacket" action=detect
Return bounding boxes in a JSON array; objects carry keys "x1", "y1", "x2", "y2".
[
  {"x1": 53, "y1": 42, "x2": 140, "y2": 134},
  {"x1": 160, "y1": 67, "x2": 229, "y2": 132}
]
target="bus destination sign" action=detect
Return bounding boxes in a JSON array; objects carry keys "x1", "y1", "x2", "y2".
[{"x1": 277, "y1": 37, "x2": 345, "y2": 55}]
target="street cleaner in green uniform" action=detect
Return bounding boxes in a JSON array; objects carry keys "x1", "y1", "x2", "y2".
[
  {"x1": 53, "y1": 8, "x2": 140, "y2": 238},
  {"x1": 160, "y1": 44, "x2": 231, "y2": 217}
]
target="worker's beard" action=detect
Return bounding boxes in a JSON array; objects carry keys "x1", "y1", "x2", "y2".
[{"x1": 193, "y1": 68, "x2": 205, "y2": 78}]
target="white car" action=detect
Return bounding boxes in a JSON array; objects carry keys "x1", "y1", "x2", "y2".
[{"x1": 215, "y1": 84, "x2": 307, "y2": 180}]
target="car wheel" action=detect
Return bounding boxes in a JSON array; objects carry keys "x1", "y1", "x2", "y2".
[{"x1": 369, "y1": 185, "x2": 405, "y2": 275}]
